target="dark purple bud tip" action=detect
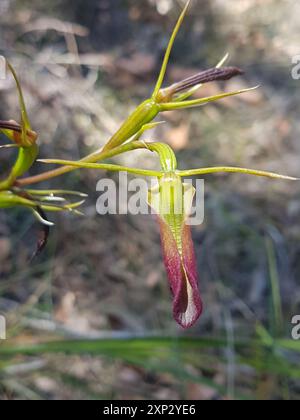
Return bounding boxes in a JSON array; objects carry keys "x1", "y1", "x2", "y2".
[
  {"x1": 0, "y1": 119, "x2": 22, "y2": 133},
  {"x1": 158, "y1": 218, "x2": 203, "y2": 329},
  {"x1": 173, "y1": 66, "x2": 244, "y2": 94}
]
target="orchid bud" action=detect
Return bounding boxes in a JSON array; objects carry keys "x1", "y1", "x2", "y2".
[
  {"x1": 0, "y1": 119, "x2": 38, "y2": 147},
  {"x1": 157, "y1": 66, "x2": 244, "y2": 103}
]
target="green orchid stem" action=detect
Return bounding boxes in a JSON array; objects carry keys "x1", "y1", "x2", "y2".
[{"x1": 159, "y1": 86, "x2": 259, "y2": 111}]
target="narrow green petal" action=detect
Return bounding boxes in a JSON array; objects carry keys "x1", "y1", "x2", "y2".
[
  {"x1": 38, "y1": 159, "x2": 162, "y2": 178},
  {"x1": 6, "y1": 61, "x2": 31, "y2": 132},
  {"x1": 26, "y1": 189, "x2": 88, "y2": 198},
  {"x1": 160, "y1": 86, "x2": 259, "y2": 111},
  {"x1": 178, "y1": 166, "x2": 298, "y2": 180},
  {"x1": 0, "y1": 143, "x2": 20, "y2": 149},
  {"x1": 216, "y1": 52, "x2": 230, "y2": 68},
  {"x1": 152, "y1": 0, "x2": 191, "y2": 99}
]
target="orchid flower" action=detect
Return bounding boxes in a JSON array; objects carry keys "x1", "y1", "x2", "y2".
[
  {"x1": 1, "y1": 1, "x2": 298, "y2": 325},
  {"x1": 39, "y1": 141, "x2": 298, "y2": 328}
]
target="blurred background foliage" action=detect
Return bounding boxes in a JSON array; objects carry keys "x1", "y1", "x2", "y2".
[{"x1": 0, "y1": 0, "x2": 300, "y2": 400}]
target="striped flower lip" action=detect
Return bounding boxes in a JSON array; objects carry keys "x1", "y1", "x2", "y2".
[
  {"x1": 148, "y1": 173, "x2": 203, "y2": 328},
  {"x1": 171, "y1": 67, "x2": 244, "y2": 95}
]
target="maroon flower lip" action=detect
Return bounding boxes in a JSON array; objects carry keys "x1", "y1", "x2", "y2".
[
  {"x1": 158, "y1": 216, "x2": 203, "y2": 329},
  {"x1": 148, "y1": 173, "x2": 203, "y2": 329}
]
